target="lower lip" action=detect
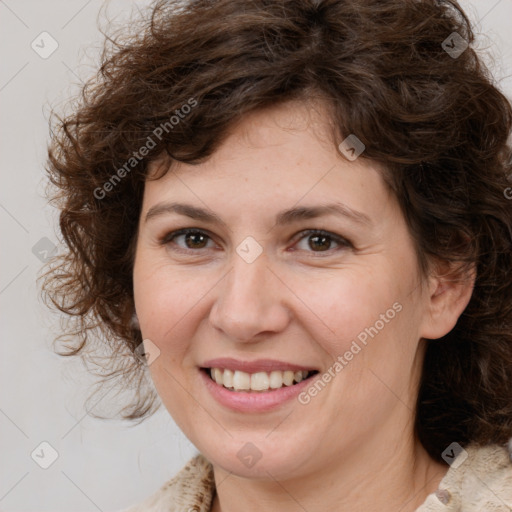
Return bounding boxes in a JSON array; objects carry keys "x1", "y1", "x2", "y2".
[{"x1": 200, "y1": 369, "x2": 318, "y2": 413}]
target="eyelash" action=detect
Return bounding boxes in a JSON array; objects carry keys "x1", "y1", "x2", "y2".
[{"x1": 159, "y1": 228, "x2": 353, "y2": 256}]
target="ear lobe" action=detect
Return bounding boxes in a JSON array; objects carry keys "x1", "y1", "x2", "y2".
[{"x1": 421, "y1": 261, "x2": 476, "y2": 340}]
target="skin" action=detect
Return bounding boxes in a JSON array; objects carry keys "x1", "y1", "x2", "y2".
[{"x1": 133, "y1": 100, "x2": 474, "y2": 512}]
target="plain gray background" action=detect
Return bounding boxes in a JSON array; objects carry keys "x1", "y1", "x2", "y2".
[{"x1": 1, "y1": 1, "x2": 511, "y2": 511}]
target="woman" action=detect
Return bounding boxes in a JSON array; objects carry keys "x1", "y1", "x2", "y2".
[{"x1": 43, "y1": 0, "x2": 512, "y2": 510}]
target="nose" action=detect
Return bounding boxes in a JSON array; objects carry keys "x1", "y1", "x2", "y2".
[{"x1": 208, "y1": 247, "x2": 291, "y2": 342}]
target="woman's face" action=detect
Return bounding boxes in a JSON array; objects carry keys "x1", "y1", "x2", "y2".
[{"x1": 133, "y1": 100, "x2": 434, "y2": 480}]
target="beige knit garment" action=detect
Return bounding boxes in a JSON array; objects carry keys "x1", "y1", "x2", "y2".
[{"x1": 121, "y1": 442, "x2": 512, "y2": 512}]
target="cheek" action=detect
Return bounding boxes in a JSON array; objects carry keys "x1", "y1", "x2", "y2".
[
  {"x1": 133, "y1": 259, "x2": 209, "y2": 428},
  {"x1": 298, "y1": 269, "x2": 420, "y2": 421},
  {"x1": 133, "y1": 256, "x2": 215, "y2": 358},
  {"x1": 294, "y1": 266, "x2": 404, "y2": 358}
]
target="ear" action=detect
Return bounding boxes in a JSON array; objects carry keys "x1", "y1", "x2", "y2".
[{"x1": 420, "y1": 260, "x2": 476, "y2": 340}]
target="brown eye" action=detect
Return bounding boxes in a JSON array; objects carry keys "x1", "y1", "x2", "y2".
[
  {"x1": 294, "y1": 229, "x2": 352, "y2": 254},
  {"x1": 308, "y1": 233, "x2": 332, "y2": 251},
  {"x1": 182, "y1": 231, "x2": 209, "y2": 249},
  {"x1": 161, "y1": 228, "x2": 215, "y2": 251}
]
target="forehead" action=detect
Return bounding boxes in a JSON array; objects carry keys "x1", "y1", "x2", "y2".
[{"x1": 142, "y1": 100, "x2": 394, "y2": 224}]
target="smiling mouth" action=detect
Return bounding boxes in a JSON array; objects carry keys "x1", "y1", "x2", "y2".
[{"x1": 201, "y1": 367, "x2": 319, "y2": 392}]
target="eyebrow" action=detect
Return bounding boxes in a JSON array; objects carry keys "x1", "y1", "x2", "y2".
[{"x1": 144, "y1": 201, "x2": 372, "y2": 227}]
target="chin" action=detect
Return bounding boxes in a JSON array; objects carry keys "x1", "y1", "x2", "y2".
[{"x1": 197, "y1": 435, "x2": 316, "y2": 480}]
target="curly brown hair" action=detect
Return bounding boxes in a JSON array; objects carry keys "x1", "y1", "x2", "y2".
[{"x1": 42, "y1": 0, "x2": 512, "y2": 462}]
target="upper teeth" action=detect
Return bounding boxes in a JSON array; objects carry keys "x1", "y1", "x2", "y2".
[{"x1": 209, "y1": 368, "x2": 312, "y2": 392}]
